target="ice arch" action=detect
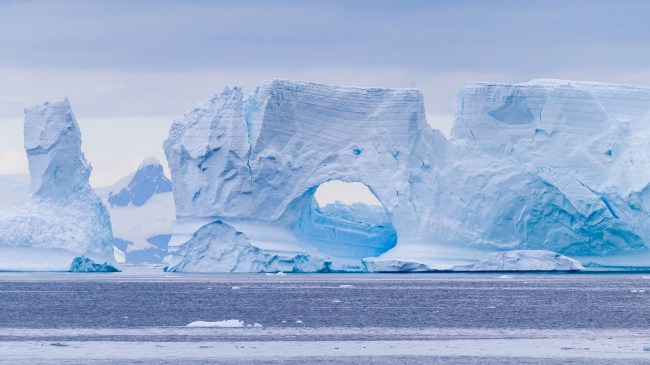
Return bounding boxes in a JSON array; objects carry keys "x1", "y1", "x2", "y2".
[
  {"x1": 164, "y1": 79, "x2": 445, "y2": 271},
  {"x1": 295, "y1": 180, "x2": 397, "y2": 259}
]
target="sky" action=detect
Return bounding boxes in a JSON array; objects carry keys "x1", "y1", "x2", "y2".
[{"x1": 1, "y1": 0, "x2": 650, "y2": 186}]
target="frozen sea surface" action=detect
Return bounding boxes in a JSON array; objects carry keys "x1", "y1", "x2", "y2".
[{"x1": 1, "y1": 266, "x2": 650, "y2": 364}]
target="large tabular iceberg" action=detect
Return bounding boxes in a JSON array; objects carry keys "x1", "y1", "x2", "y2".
[
  {"x1": 164, "y1": 79, "x2": 650, "y2": 272},
  {"x1": 0, "y1": 99, "x2": 116, "y2": 271}
]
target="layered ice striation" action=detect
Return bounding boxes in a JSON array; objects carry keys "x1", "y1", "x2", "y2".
[
  {"x1": 164, "y1": 79, "x2": 443, "y2": 272},
  {"x1": 164, "y1": 79, "x2": 650, "y2": 272},
  {"x1": 437, "y1": 80, "x2": 650, "y2": 266},
  {"x1": 0, "y1": 99, "x2": 116, "y2": 271},
  {"x1": 99, "y1": 158, "x2": 175, "y2": 263}
]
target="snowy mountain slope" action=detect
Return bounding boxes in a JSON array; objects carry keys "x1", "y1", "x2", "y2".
[{"x1": 97, "y1": 158, "x2": 175, "y2": 263}]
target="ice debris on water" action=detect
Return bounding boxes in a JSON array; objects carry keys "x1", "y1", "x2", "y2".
[
  {"x1": 0, "y1": 99, "x2": 116, "y2": 271},
  {"x1": 186, "y1": 320, "x2": 245, "y2": 328}
]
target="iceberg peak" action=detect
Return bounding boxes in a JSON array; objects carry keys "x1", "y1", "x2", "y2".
[{"x1": 23, "y1": 99, "x2": 91, "y2": 200}]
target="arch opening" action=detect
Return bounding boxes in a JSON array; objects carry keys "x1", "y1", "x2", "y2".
[{"x1": 294, "y1": 180, "x2": 397, "y2": 259}]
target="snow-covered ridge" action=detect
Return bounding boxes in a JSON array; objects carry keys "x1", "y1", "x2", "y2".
[
  {"x1": 108, "y1": 157, "x2": 171, "y2": 207},
  {"x1": 0, "y1": 99, "x2": 115, "y2": 271}
]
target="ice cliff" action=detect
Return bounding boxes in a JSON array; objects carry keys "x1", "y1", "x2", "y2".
[
  {"x1": 164, "y1": 79, "x2": 650, "y2": 272},
  {"x1": 0, "y1": 99, "x2": 116, "y2": 271},
  {"x1": 435, "y1": 80, "x2": 650, "y2": 266}
]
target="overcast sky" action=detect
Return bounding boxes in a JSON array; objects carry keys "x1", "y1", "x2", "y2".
[{"x1": 1, "y1": 0, "x2": 650, "y2": 186}]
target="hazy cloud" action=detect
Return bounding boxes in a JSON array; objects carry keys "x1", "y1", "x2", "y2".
[{"x1": 1, "y1": 0, "x2": 649, "y2": 184}]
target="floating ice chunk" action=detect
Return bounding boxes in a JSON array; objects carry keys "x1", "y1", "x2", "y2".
[
  {"x1": 295, "y1": 320, "x2": 303, "y2": 324},
  {"x1": 166, "y1": 220, "x2": 324, "y2": 272},
  {"x1": 332, "y1": 299, "x2": 341, "y2": 303},
  {"x1": 338, "y1": 284, "x2": 354, "y2": 288},
  {"x1": 253, "y1": 323, "x2": 263, "y2": 328},
  {"x1": 499, "y1": 275, "x2": 512, "y2": 279},
  {"x1": 276, "y1": 271, "x2": 286, "y2": 276},
  {"x1": 68, "y1": 256, "x2": 119, "y2": 273},
  {"x1": 231, "y1": 286, "x2": 241, "y2": 290},
  {"x1": 186, "y1": 320, "x2": 245, "y2": 328}
]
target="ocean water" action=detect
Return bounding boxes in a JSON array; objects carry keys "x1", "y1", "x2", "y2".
[{"x1": 1, "y1": 267, "x2": 650, "y2": 364}]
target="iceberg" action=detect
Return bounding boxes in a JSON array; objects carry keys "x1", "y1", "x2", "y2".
[
  {"x1": 163, "y1": 79, "x2": 650, "y2": 272},
  {"x1": 68, "y1": 256, "x2": 119, "y2": 272},
  {"x1": 0, "y1": 99, "x2": 116, "y2": 271},
  {"x1": 452, "y1": 250, "x2": 584, "y2": 271},
  {"x1": 166, "y1": 220, "x2": 325, "y2": 273},
  {"x1": 163, "y1": 79, "x2": 443, "y2": 272}
]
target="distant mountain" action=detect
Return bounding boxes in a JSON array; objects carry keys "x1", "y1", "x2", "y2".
[
  {"x1": 107, "y1": 157, "x2": 172, "y2": 207},
  {"x1": 97, "y1": 157, "x2": 175, "y2": 264}
]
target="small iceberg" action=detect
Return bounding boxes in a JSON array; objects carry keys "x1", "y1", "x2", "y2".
[
  {"x1": 186, "y1": 319, "x2": 245, "y2": 328},
  {"x1": 68, "y1": 256, "x2": 119, "y2": 272}
]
